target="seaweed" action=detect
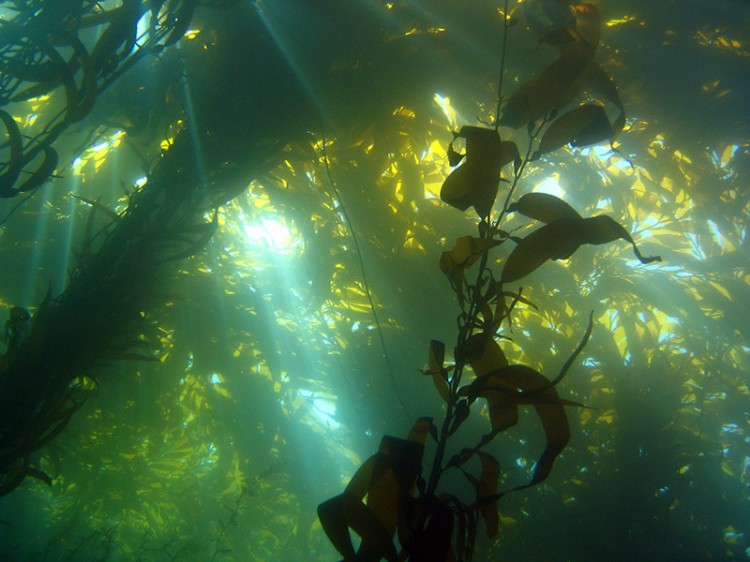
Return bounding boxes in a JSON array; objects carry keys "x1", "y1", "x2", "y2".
[{"x1": 317, "y1": 3, "x2": 661, "y2": 560}]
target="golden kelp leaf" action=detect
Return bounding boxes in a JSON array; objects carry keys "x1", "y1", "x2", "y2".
[
  {"x1": 476, "y1": 451, "x2": 501, "y2": 538},
  {"x1": 341, "y1": 492, "x2": 399, "y2": 562},
  {"x1": 0, "y1": 110, "x2": 24, "y2": 198},
  {"x1": 500, "y1": 40, "x2": 595, "y2": 129},
  {"x1": 532, "y1": 104, "x2": 612, "y2": 159},
  {"x1": 441, "y1": 236, "x2": 503, "y2": 307},
  {"x1": 581, "y1": 216, "x2": 662, "y2": 263},
  {"x1": 441, "y1": 236, "x2": 503, "y2": 274},
  {"x1": 505, "y1": 368, "x2": 570, "y2": 488},
  {"x1": 407, "y1": 417, "x2": 435, "y2": 444},
  {"x1": 440, "y1": 127, "x2": 518, "y2": 218},
  {"x1": 420, "y1": 340, "x2": 450, "y2": 401},
  {"x1": 584, "y1": 63, "x2": 626, "y2": 137},
  {"x1": 459, "y1": 372, "x2": 518, "y2": 432},
  {"x1": 475, "y1": 365, "x2": 572, "y2": 489},
  {"x1": 317, "y1": 494, "x2": 358, "y2": 560},
  {"x1": 508, "y1": 192, "x2": 582, "y2": 224},
  {"x1": 427, "y1": 340, "x2": 445, "y2": 374},
  {"x1": 501, "y1": 218, "x2": 587, "y2": 284},
  {"x1": 573, "y1": 3, "x2": 601, "y2": 48},
  {"x1": 346, "y1": 453, "x2": 390, "y2": 499},
  {"x1": 367, "y1": 467, "x2": 399, "y2": 537},
  {"x1": 461, "y1": 334, "x2": 509, "y2": 377}
]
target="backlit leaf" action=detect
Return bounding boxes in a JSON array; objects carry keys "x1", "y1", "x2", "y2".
[
  {"x1": 500, "y1": 40, "x2": 595, "y2": 129},
  {"x1": 475, "y1": 452, "x2": 500, "y2": 538},
  {"x1": 440, "y1": 127, "x2": 518, "y2": 218},
  {"x1": 508, "y1": 192, "x2": 582, "y2": 224},
  {"x1": 532, "y1": 104, "x2": 613, "y2": 159}
]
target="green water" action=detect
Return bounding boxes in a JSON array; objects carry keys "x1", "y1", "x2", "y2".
[{"x1": 0, "y1": 1, "x2": 748, "y2": 560}]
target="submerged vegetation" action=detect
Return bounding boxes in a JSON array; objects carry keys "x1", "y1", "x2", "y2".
[
  {"x1": 316, "y1": 3, "x2": 662, "y2": 560},
  {"x1": 0, "y1": 0, "x2": 748, "y2": 560}
]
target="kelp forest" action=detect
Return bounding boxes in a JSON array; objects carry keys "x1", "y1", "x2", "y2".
[{"x1": 0, "y1": 0, "x2": 748, "y2": 561}]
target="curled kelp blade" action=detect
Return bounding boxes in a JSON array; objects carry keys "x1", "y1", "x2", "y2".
[
  {"x1": 581, "y1": 215, "x2": 662, "y2": 264},
  {"x1": 460, "y1": 365, "x2": 574, "y2": 489},
  {"x1": 16, "y1": 145, "x2": 59, "y2": 193},
  {"x1": 419, "y1": 340, "x2": 450, "y2": 401},
  {"x1": 501, "y1": 215, "x2": 661, "y2": 284},
  {"x1": 0, "y1": 110, "x2": 24, "y2": 198}
]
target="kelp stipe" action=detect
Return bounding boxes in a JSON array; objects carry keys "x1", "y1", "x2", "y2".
[{"x1": 317, "y1": 2, "x2": 661, "y2": 560}]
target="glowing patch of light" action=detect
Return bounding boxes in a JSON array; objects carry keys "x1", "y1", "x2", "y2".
[
  {"x1": 241, "y1": 214, "x2": 301, "y2": 254},
  {"x1": 533, "y1": 176, "x2": 566, "y2": 199},
  {"x1": 298, "y1": 389, "x2": 341, "y2": 431},
  {"x1": 721, "y1": 423, "x2": 739, "y2": 434},
  {"x1": 685, "y1": 231, "x2": 707, "y2": 260},
  {"x1": 136, "y1": 10, "x2": 150, "y2": 39},
  {"x1": 707, "y1": 219, "x2": 728, "y2": 250},
  {"x1": 434, "y1": 93, "x2": 457, "y2": 128},
  {"x1": 210, "y1": 373, "x2": 222, "y2": 384},
  {"x1": 581, "y1": 144, "x2": 614, "y2": 160},
  {"x1": 135, "y1": 176, "x2": 148, "y2": 188}
]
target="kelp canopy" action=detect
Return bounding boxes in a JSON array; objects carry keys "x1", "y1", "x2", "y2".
[{"x1": 0, "y1": 0, "x2": 748, "y2": 560}]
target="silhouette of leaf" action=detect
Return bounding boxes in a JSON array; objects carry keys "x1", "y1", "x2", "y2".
[
  {"x1": 441, "y1": 127, "x2": 518, "y2": 218},
  {"x1": 441, "y1": 236, "x2": 503, "y2": 307},
  {"x1": 461, "y1": 365, "x2": 573, "y2": 488},
  {"x1": 584, "y1": 62, "x2": 626, "y2": 137},
  {"x1": 508, "y1": 192, "x2": 582, "y2": 223},
  {"x1": 501, "y1": 215, "x2": 661, "y2": 284},
  {"x1": 573, "y1": 3, "x2": 601, "y2": 48},
  {"x1": 581, "y1": 215, "x2": 662, "y2": 264},
  {"x1": 500, "y1": 40, "x2": 595, "y2": 129},
  {"x1": 475, "y1": 451, "x2": 500, "y2": 538},
  {"x1": 407, "y1": 417, "x2": 435, "y2": 444},
  {"x1": 532, "y1": 103, "x2": 612, "y2": 159},
  {"x1": 420, "y1": 340, "x2": 450, "y2": 401},
  {"x1": 462, "y1": 334, "x2": 509, "y2": 377},
  {"x1": 501, "y1": 218, "x2": 586, "y2": 283}
]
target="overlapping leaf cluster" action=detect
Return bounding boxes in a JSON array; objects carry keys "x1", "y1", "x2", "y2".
[
  {"x1": 0, "y1": 0, "x2": 205, "y2": 199},
  {"x1": 318, "y1": 3, "x2": 662, "y2": 560}
]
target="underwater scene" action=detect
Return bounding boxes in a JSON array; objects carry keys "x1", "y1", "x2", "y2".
[{"x1": 0, "y1": 0, "x2": 748, "y2": 560}]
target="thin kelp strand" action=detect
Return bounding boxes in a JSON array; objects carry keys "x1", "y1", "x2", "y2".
[
  {"x1": 494, "y1": 0, "x2": 512, "y2": 131},
  {"x1": 318, "y1": 120, "x2": 411, "y2": 421}
]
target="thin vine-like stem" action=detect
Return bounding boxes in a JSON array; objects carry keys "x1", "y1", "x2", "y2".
[
  {"x1": 317, "y1": 121, "x2": 411, "y2": 421},
  {"x1": 428, "y1": 0, "x2": 515, "y2": 499},
  {"x1": 494, "y1": 0, "x2": 512, "y2": 131}
]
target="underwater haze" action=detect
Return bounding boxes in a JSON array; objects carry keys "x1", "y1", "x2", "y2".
[{"x1": 0, "y1": 0, "x2": 748, "y2": 560}]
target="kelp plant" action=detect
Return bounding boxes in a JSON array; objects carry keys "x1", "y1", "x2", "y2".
[{"x1": 317, "y1": 2, "x2": 661, "y2": 561}]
